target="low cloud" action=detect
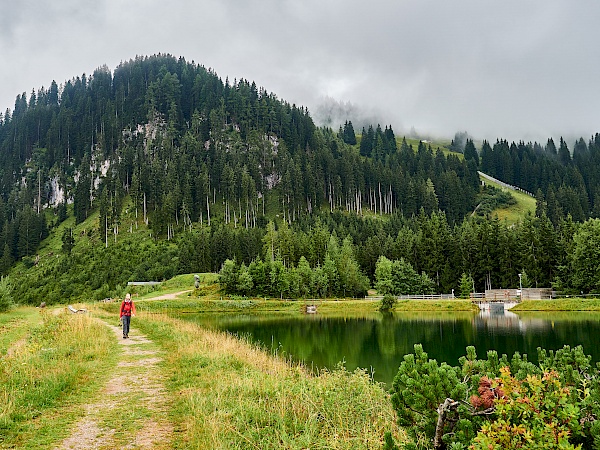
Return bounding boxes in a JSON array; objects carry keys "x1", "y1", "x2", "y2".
[
  {"x1": 311, "y1": 97, "x2": 392, "y2": 133},
  {"x1": 1, "y1": 0, "x2": 599, "y2": 143}
]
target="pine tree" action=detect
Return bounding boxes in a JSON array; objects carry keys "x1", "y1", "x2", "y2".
[
  {"x1": 459, "y1": 273, "x2": 473, "y2": 298},
  {"x1": 61, "y1": 228, "x2": 75, "y2": 254},
  {"x1": 558, "y1": 137, "x2": 571, "y2": 165},
  {"x1": 342, "y1": 120, "x2": 357, "y2": 145},
  {"x1": 0, "y1": 244, "x2": 13, "y2": 275},
  {"x1": 463, "y1": 139, "x2": 479, "y2": 166},
  {"x1": 546, "y1": 138, "x2": 557, "y2": 157},
  {"x1": 359, "y1": 125, "x2": 374, "y2": 157},
  {"x1": 479, "y1": 140, "x2": 493, "y2": 174},
  {"x1": 73, "y1": 155, "x2": 92, "y2": 225},
  {"x1": 534, "y1": 188, "x2": 546, "y2": 218}
]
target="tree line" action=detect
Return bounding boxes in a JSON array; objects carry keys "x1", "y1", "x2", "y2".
[
  {"x1": 214, "y1": 209, "x2": 597, "y2": 297},
  {"x1": 479, "y1": 136, "x2": 600, "y2": 225}
]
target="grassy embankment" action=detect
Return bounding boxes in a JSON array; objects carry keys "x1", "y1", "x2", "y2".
[
  {"x1": 136, "y1": 274, "x2": 600, "y2": 314},
  {"x1": 512, "y1": 298, "x2": 600, "y2": 311},
  {"x1": 136, "y1": 297, "x2": 479, "y2": 316},
  {"x1": 479, "y1": 175, "x2": 536, "y2": 224},
  {"x1": 0, "y1": 307, "x2": 117, "y2": 448},
  {"x1": 127, "y1": 309, "x2": 403, "y2": 448}
]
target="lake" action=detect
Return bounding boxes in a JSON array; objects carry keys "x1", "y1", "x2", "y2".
[{"x1": 182, "y1": 309, "x2": 600, "y2": 385}]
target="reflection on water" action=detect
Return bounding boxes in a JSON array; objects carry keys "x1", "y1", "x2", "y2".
[
  {"x1": 474, "y1": 308, "x2": 550, "y2": 333},
  {"x1": 182, "y1": 309, "x2": 600, "y2": 386}
]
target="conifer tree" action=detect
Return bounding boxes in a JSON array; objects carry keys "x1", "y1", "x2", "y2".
[
  {"x1": 463, "y1": 139, "x2": 479, "y2": 166},
  {"x1": 459, "y1": 273, "x2": 473, "y2": 298},
  {"x1": 0, "y1": 244, "x2": 13, "y2": 276},
  {"x1": 61, "y1": 228, "x2": 75, "y2": 254},
  {"x1": 558, "y1": 137, "x2": 571, "y2": 165},
  {"x1": 359, "y1": 125, "x2": 374, "y2": 157},
  {"x1": 342, "y1": 120, "x2": 357, "y2": 145}
]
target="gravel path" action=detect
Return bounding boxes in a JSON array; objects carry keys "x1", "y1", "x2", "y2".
[{"x1": 55, "y1": 321, "x2": 173, "y2": 449}]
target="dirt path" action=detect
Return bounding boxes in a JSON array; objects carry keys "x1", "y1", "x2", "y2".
[
  {"x1": 55, "y1": 321, "x2": 174, "y2": 449},
  {"x1": 146, "y1": 290, "x2": 191, "y2": 301}
]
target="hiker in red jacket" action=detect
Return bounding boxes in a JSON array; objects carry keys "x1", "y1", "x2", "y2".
[{"x1": 119, "y1": 293, "x2": 136, "y2": 339}]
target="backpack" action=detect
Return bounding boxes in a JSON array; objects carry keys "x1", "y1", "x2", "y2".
[{"x1": 122, "y1": 301, "x2": 132, "y2": 314}]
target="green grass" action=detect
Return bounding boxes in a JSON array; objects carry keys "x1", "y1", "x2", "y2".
[
  {"x1": 394, "y1": 299, "x2": 478, "y2": 311},
  {"x1": 512, "y1": 298, "x2": 600, "y2": 311},
  {"x1": 479, "y1": 175, "x2": 536, "y2": 224},
  {"x1": 130, "y1": 273, "x2": 220, "y2": 301},
  {"x1": 118, "y1": 293, "x2": 479, "y2": 316},
  {"x1": 0, "y1": 308, "x2": 118, "y2": 448},
  {"x1": 134, "y1": 312, "x2": 403, "y2": 449},
  {"x1": 402, "y1": 137, "x2": 450, "y2": 151},
  {"x1": 0, "y1": 307, "x2": 41, "y2": 357}
]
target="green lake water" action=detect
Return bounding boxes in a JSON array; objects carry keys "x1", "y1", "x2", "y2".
[{"x1": 182, "y1": 309, "x2": 600, "y2": 385}]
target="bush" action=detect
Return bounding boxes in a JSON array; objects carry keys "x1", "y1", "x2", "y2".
[
  {"x1": 389, "y1": 344, "x2": 600, "y2": 449},
  {"x1": 21, "y1": 256, "x2": 35, "y2": 269},
  {"x1": 471, "y1": 368, "x2": 581, "y2": 450},
  {"x1": 379, "y1": 294, "x2": 397, "y2": 311}
]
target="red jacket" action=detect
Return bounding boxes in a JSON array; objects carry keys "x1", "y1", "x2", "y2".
[{"x1": 119, "y1": 299, "x2": 136, "y2": 318}]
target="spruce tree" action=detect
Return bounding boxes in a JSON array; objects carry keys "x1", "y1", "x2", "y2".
[
  {"x1": 463, "y1": 139, "x2": 479, "y2": 166},
  {"x1": 342, "y1": 120, "x2": 357, "y2": 145},
  {"x1": 558, "y1": 137, "x2": 571, "y2": 165}
]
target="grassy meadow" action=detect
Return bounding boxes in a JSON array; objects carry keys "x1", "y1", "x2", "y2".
[
  {"x1": 479, "y1": 175, "x2": 536, "y2": 223},
  {"x1": 0, "y1": 308, "x2": 118, "y2": 448},
  {"x1": 512, "y1": 298, "x2": 600, "y2": 311}
]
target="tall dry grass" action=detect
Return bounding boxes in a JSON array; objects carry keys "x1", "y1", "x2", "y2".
[
  {"x1": 0, "y1": 309, "x2": 117, "y2": 448},
  {"x1": 137, "y1": 312, "x2": 404, "y2": 449}
]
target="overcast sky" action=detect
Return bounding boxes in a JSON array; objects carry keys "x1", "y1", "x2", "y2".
[{"x1": 1, "y1": 0, "x2": 599, "y2": 143}]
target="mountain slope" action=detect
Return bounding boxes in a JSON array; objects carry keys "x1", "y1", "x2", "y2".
[{"x1": 2, "y1": 54, "x2": 600, "y2": 302}]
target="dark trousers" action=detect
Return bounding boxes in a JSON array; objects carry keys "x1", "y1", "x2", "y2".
[{"x1": 122, "y1": 315, "x2": 131, "y2": 336}]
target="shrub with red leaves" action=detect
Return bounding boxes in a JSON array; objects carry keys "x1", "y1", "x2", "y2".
[{"x1": 469, "y1": 376, "x2": 505, "y2": 410}]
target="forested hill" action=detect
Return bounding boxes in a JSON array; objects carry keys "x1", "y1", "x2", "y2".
[
  {"x1": 0, "y1": 54, "x2": 479, "y2": 259},
  {"x1": 2, "y1": 53, "x2": 600, "y2": 304},
  {"x1": 479, "y1": 136, "x2": 600, "y2": 225}
]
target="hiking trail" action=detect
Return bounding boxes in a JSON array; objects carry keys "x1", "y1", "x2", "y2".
[{"x1": 55, "y1": 321, "x2": 174, "y2": 449}]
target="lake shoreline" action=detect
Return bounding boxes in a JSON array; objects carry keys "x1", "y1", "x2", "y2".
[
  {"x1": 131, "y1": 296, "x2": 480, "y2": 315},
  {"x1": 126, "y1": 274, "x2": 599, "y2": 313},
  {"x1": 131, "y1": 295, "x2": 600, "y2": 315},
  {"x1": 512, "y1": 298, "x2": 600, "y2": 311}
]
